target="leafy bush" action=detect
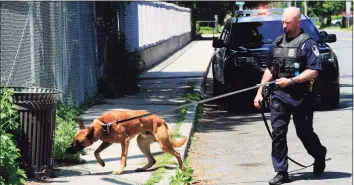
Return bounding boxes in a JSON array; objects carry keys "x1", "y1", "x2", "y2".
[
  {"x1": 0, "y1": 133, "x2": 27, "y2": 185},
  {"x1": 53, "y1": 102, "x2": 85, "y2": 163},
  {"x1": 0, "y1": 88, "x2": 27, "y2": 184},
  {"x1": 53, "y1": 114, "x2": 81, "y2": 162},
  {"x1": 0, "y1": 88, "x2": 19, "y2": 133}
]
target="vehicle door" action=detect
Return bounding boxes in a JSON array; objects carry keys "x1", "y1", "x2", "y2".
[{"x1": 214, "y1": 21, "x2": 231, "y2": 83}]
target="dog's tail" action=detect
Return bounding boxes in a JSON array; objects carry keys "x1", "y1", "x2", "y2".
[
  {"x1": 172, "y1": 137, "x2": 187, "y2": 148},
  {"x1": 162, "y1": 120, "x2": 187, "y2": 148}
]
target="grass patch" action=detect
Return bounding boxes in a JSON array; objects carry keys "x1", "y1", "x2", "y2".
[
  {"x1": 196, "y1": 22, "x2": 222, "y2": 36},
  {"x1": 169, "y1": 84, "x2": 204, "y2": 185},
  {"x1": 145, "y1": 81, "x2": 203, "y2": 185},
  {"x1": 199, "y1": 26, "x2": 216, "y2": 34},
  {"x1": 145, "y1": 153, "x2": 173, "y2": 185}
]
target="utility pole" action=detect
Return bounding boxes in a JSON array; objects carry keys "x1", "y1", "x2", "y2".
[
  {"x1": 346, "y1": 1, "x2": 352, "y2": 28},
  {"x1": 288, "y1": 1, "x2": 291, "y2": 7},
  {"x1": 304, "y1": 0, "x2": 308, "y2": 16}
]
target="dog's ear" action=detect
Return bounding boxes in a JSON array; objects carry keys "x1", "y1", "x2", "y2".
[
  {"x1": 75, "y1": 116, "x2": 85, "y2": 130},
  {"x1": 87, "y1": 126, "x2": 101, "y2": 142},
  {"x1": 87, "y1": 127, "x2": 95, "y2": 140}
]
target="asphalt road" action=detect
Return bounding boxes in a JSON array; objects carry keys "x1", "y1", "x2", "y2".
[
  {"x1": 188, "y1": 32, "x2": 353, "y2": 185},
  {"x1": 323, "y1": 29, "x2": 353, "y2": 78}
]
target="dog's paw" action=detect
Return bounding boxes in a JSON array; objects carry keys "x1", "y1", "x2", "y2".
[
  {"x1": 100, "y1": 161, "x2": 105, "y2": 167},
  {"x1": 97, "y1": 159, "x2": 105, "y2": 167},
  {"x1": 112, "y1": 170, "x2": 122, "y2": 175},
  {"x1": 135, "y1": 168, "x2": 146, "y2": 172}
]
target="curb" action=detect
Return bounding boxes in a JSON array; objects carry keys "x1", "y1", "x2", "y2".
[{"x1": 157, "y1": 50, "x2": 213, "y2": 184}]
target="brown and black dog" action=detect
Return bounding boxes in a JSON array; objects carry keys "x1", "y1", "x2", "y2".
[{"x1": 66, "y1": 110, "x2": 187, "y2": 175}]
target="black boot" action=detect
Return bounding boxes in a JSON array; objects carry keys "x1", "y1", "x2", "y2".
[
  {"x1": 313, "y1": 146, "x2": 327, "y2": 177},
  {"x1": 269, "y1": 171, "x2": 291, "y2": 185}
]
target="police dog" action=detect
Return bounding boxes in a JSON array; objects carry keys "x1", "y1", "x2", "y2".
[{"x1": 66, "y1": 110, "x2": 187, "y2": 175}]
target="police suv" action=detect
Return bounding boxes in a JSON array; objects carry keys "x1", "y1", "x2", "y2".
[{"x1": 211, "y1": 8, "x2": 339, "y2": 111}]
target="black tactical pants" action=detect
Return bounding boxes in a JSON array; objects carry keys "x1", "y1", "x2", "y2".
[{"x1": 270, "y1": 95, "x2": 325, "y2": 172}]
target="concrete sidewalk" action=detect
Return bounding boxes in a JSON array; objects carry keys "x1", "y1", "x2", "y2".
[{"x1": 45, "y1": 40, "x2": 214, "y2": 185}]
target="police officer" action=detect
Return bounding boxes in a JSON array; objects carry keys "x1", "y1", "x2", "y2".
[{"x1": 254, "y1": 7, "x2": 327, "y2": 185}]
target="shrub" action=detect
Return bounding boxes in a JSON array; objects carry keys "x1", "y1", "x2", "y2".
[
  {"x1": 53, "y1": 114, "x2": 81, "y2": 162},
  {"x1": 0, "y1": 88, "x2": 19, "y2": 133},
  {"x1": 0, "y1": 88, "x2": 27, "y2": 184},
  {"x1": 53, "y1": 102, "x2": 84, "y2": 163},
  {"x1": 0, "y1": 133, "x2": 27, "y2": 185}
]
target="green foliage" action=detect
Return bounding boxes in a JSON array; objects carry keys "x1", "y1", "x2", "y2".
[
  {"x1": 0, "y1": 88, "x2": 19, "y2": 133},
  {"x1": 170, "y1": 157, "x2": 194, "y2": 185},
  {"x1": 145, "y1": 81, "x2": 202, "y2": 184},
  {"x1": 145, "y1": 167, "x2": 166, "y2": 185},
  {"x1": 196, "y1": 22, "x2": 201, "y2": 36},
  {"x1": 53, "y1": 101, "x2": 87, "y2": 162},
  {"x1": 0, "y1": 88, "x2": 27, "y2": 185},
  {"x1": 170, "y1": 167, "x2": 194, "y2": 185},
  {"x1": 53, "y1": 113, "x2": 81, "y2": 162},
  {"x1": 53, "y1": 96, "x2": 104, "y2": 162},
  {"x1": 306, "y1": 1, "x2": 347, "y2": 28},
  {"x1": 0, "y1": 133, "x2": 27, "y2": 185}
]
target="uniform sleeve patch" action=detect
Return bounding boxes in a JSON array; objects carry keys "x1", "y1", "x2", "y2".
[{"x1": 312, "y1": 45, "x2": 320, "y2": 56}]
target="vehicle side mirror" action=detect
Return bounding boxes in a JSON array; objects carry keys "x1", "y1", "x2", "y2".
[
  {"x1": 319, "y1": 31, "x2": 336, "y2": 43},
  {"x1": 212, "y1": 38, "x2": 224, "y2": 48},
  {"x1": 325, "y1": 34, "x2": 337, "y2": 43}
]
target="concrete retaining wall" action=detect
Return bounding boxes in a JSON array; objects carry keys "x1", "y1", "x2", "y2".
[{"x1": 139, "y1": 32, "x2": 192, "y2": 68}]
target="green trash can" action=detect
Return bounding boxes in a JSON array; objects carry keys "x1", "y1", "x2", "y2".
[{"x1": 12, "y1": 87, "x2": 59, "y2": 179}]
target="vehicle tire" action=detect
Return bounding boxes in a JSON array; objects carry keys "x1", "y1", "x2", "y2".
[
  {"x1": 212, "y1": 73, "x2": 223, "y2": 97},
  {"x1": 335, "y1": 22, "x2": 341, "y2": 27},
  {"x1": 321, "y1": 89, "x2": 340, "y2": 109},
  {"x1": 223, "y1": 65, "x2": 245, "y2": 112},
  {"x1": 212, "y1": 63, "x2": 226, "y2": 105}
]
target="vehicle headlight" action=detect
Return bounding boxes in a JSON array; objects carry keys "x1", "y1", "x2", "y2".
[{"x1": 237, "y1": 57, "x2": 257, "y2": 65}]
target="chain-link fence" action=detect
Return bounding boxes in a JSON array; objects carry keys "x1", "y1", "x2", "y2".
[
  {"x1": 2, "y1": 1, "x2": 191, "y2": 105},
  {"x1": 1, "y1": 2, "x2": 98, "y2": 105}
]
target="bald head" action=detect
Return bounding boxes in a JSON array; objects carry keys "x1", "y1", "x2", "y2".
[
  {"x1": 283, "y1": 7, "x2": 301, "y2": 21},
  {"x1": 282, "y1": 7, "x2": 301, "y2": 37}
]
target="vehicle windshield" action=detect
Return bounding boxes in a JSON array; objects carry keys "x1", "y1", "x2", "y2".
[{"x1": 230, "y1": 20, "x2": 320, "y2": 48}]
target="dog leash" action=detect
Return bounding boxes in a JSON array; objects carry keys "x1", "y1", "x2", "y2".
[
  {"x1": 104, "y1": 80, "x2": 330, "y2": 169},
  {"x1": 108, "y1": 81, "x2": 277, "y2": 125},
  {"x1": 259, "y1": 95, "x2": 331, "y2": 169}
]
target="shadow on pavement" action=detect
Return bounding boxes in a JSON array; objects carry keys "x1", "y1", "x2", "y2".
[
  {"x1": 101, "y1": 177, "x2": 133, "y2": 185},
  {"x1": 289, "y1": 171, "x2": 352, "y2": 181},
  {"x1": 84, "y1": 151, "x2": 165, "y2": 164},
  {"x1": 88, "y1": 166, "x2": 175, "y2": 176},
  {"x1": 41, "y1": 180, "x2": 70, "y2": 184},
  {"x1": 52, "y1": 169, "x2": 91, "y2": 177}
]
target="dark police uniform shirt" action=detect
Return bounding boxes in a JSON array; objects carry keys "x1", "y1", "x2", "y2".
[{"x1": 268, "y1": 32, "x2": 323, "y2": 107}]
